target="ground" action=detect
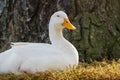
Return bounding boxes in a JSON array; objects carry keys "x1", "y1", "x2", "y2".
[{"x1": 0, "y1": 60, "x2": 120, "y2": 80}]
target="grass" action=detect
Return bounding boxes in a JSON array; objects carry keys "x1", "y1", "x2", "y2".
[{"x1": 0, "y1": 60, "x2": 120, "y2": 80}]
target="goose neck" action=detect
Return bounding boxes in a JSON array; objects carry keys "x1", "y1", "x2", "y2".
[{"x1": 49, "y1": 24, "x2": 64, "y2": 45}]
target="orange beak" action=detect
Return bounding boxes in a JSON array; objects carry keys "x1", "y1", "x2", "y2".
[{"x1": 62, "y1": 18, "x2": 76, "y2": 30}]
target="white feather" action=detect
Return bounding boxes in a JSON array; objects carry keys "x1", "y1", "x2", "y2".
[{"x1": 0, "y1": 11, "x2": 79, "y2": 74}]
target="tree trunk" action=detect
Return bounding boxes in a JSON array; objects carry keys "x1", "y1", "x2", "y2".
[{"x1": 0, "y1": 0, "x2": 120, "y2": 62}]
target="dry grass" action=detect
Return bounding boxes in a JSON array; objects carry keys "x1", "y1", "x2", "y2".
[{"x1": 0, "y1": 60, "x2": 120, "y2": 80}]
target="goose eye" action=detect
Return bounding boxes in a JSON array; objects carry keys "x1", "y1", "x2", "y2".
[{"x1": 57, "y1": 15, "x2": 60, "y2": 17}]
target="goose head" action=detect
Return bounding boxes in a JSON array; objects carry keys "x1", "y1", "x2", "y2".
[
  {"x1": 49, "y1": 11, "x2": 77, "y2": 45},
  {"x1": 49, "y1": 11, "x2": 76, "y2": 30}
]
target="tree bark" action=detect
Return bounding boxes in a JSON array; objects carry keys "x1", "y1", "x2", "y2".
[{"x1": 0, "y1": 0, "x2": 120, "y2": 62}]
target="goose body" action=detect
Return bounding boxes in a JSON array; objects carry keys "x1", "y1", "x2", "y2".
[{"x1": 0, "y1": 11, "x2": 79, "y2": 74}]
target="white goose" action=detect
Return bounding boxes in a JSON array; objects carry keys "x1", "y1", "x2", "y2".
[{"x1": 0, "y1": 11, "x2": 79, "y2": 74}]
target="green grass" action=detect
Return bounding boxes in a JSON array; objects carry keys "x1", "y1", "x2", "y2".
[{"x1": 0, "y1": 60, "x2": 120, "y2": 80}]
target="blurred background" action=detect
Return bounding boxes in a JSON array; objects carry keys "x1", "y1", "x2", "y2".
[{"x1": 0, "y1": 0, "x2": 120, "y2": 62}]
